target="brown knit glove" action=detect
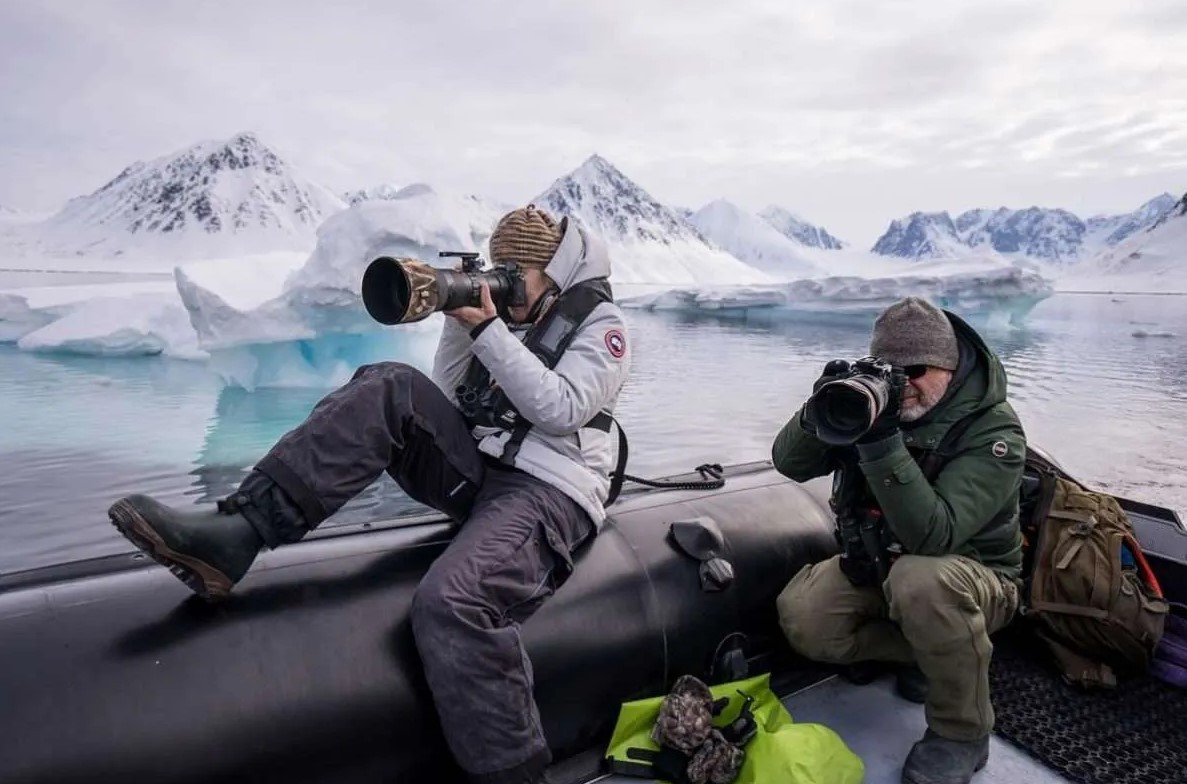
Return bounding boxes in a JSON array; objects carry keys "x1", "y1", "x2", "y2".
[
  {"x1": 686, "y1": 729, "x2": 745, "y2": 784},
  {"x1": 650, "y1": 675, "x2": 716, "y2": 753}
]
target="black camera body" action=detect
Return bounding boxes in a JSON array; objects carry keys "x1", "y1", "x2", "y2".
[
  {"x1": 838, "y1": 356, "x2": 895, "y2": 384},
  {"x1": 361, "y1": 251, "x2": 528, "y2": 326},
  {"x1": 806, "y1": 355, "x2": 901, "y2": 446}
]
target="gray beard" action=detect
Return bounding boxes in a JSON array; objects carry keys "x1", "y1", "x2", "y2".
[{"x1": 900, "y1": 398, "x2": 936, "y2": 423}]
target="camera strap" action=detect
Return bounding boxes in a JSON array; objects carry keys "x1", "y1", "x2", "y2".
[{"x1": 915, "y1": 412, "x2": 980, "y2": 481}]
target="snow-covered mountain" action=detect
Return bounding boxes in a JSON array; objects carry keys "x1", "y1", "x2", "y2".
[
  {"x1": 1072, "y1": 192, "x2": 1187, "y2": 290},
  {"x1": 871, "y1": 212, "x2": 966, "y2": 258},
  {"x1": 533, "y1": 155, "x2": 769, "y2": 285},
  {"x1": 29, "y1": 132, "x2": 345, "y2": 261},
  {"x1": 873, "y1": 194, "x2": 1177, "y2": 263},
  {"x1": 1085, "y1": 193, "x2": 1178, "y2": 246},
  {"x1": 1162, "y1": 191, "x2": 1187, "y2": 222},
  {"x1": 689, "y1": 200, "x2": 819, "y2": 279},
  {"x1": 759, "y1": 205, "x2": 845, "y2": 250},
  {"x1": 961, "y1": 207, "x2": 1085, "y2": 262},
  {"x1": 343, "y1": 183, "x2": 404, "y2": 205}
]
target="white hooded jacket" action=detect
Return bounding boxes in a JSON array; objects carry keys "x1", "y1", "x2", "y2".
[{"x1": 431, "y1": 219, "x2": 631, "y2": 526}]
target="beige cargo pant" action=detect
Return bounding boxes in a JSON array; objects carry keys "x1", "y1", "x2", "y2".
[{"x1": 777, "y1": 554, "x2": 1019, "y2": 741}]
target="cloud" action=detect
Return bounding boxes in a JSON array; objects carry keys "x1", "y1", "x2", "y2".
[{"x1": 0, "y1": 0, "x2": 1184, "y2": 245}]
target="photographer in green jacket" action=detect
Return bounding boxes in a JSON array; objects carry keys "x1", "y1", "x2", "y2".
[{"x1": 772, "y1": 297, "x2": 1026, "y2": 784}]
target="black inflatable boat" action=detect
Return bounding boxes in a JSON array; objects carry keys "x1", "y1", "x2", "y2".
[{"x1": 1, "y1": 456, "x2": 1184, "y2": 784}]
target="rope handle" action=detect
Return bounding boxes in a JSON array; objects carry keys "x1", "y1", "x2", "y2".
[{"x1": 614, "y1": 463, "x2": 725, "y2": 492}]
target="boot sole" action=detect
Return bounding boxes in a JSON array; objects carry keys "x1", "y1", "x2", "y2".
[
  {"x1": 901, "y1": 749, "x2": 989, "y2": 783},
  {"x1": 108, "y1": 498, "x2": 233, "y2": 601}
]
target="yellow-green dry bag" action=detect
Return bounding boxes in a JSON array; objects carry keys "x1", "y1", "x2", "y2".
[{"x1": 604, "y1": 673, "x2": 863, "y2": 784}]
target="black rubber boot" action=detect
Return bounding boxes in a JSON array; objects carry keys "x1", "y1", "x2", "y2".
[
  {"x1": 895, "y1": 665, "x2": 928, "y2": 704},
  {"x1": 902, "y1": 730, "x2": 989, "y2": 784},
  {"x1": 842, "y1": 660, "x2": 889, "y2": 685},
  {"x1": 108, "y1": 494, "x2": 264, "y2": 600}
]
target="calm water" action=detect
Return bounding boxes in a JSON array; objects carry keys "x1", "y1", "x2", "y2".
[{"x1": 3, "y1": 292, "x2": 1187, "y2": 575}]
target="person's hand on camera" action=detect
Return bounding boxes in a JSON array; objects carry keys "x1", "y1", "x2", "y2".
[
  {"x1": 445, "y1": 282, "x2": 498, "y2": 330},
  {"x1": 801, "y1": 360, "x2": 851, "y2": 434},
  {"x1": 857, "y1": 368, "x2": 905, "y2": 443},
  {"x1": 813, "y1": 359, "x2": 852, "y2": 393}
]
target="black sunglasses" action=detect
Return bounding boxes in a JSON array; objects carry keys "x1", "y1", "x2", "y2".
[{"x1": 904, "y1": 364, "x2": 929, "y2": 379}]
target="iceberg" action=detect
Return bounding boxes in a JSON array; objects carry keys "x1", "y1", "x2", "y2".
[
  {"x1": 0, "y1": 191, "x2": 497, "y2": 386},
  {"x1": 0, "y1": 292, "x2": 55, "y2": 342},
  {"x1": 1, "y1": 279, "x2": 189, "y2": 355},
  {"x1": 172, "y1": 194, "x2": 493, "y2": 389},
  {"x1": 177, "y1": 188, "x2": 501, "y2": 346},
  {"x1": 17, "y1": 291, "x2": 204, "y2": 358},
  {"x1": 622, "y1": 258, "x2": 1054, "y2": 327}
]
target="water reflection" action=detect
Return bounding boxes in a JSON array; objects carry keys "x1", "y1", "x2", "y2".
[
  {"x1": 189, "y1": 385, "x2": 425, "y2": 523},
  {"x1": 2, "y1": 293, "x2": 1186, "y2": 574}
]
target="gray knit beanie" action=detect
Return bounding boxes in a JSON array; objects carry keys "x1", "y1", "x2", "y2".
[{"x1": 869, "y1": 297, "x2": 959, "y2": 370}]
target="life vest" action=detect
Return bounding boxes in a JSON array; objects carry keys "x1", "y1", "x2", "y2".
[{"x1": 455, "y1": 277, "x2": 631, "y2": 499}]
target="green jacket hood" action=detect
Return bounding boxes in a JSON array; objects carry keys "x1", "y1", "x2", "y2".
[{"x1": 906, "y1": 311, "x2": 1009, "y2": 438}]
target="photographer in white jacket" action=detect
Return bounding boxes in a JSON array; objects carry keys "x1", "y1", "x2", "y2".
[{"x1": 108, "y1": 205, "x2": 631, "y2": 784}]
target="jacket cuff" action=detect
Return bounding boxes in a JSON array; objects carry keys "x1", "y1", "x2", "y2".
[
  {"x1": 856, "y1": 432, "x2": 910, "y2": 472},
  {"x1": 469, "y1": 317, "x2": 517, "y2": 363},
  {"x1": 469, "y1": 316, "x2": 498, "y2": 340}
]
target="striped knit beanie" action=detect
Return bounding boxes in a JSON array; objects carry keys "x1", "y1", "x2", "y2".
[{"x1": 489, "y1": 204, "x2": 564, "y2": 269}]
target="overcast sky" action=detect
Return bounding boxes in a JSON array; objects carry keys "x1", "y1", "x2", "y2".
[{"x1": 1, "y1": 0, "x2": 1185, "y2": 245}]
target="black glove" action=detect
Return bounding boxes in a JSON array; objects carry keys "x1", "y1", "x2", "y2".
[
  {"x1": 800, "y1": 360, "x2": 852, "y2": 435},
  {"x1": 857, "y1": 368, "x2": 906, "y2": 444}
]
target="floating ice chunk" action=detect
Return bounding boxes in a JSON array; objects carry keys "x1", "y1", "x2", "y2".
[
  {"x1": 203, "y1": 328, "x2": 441, "y2": 391},
  {"x1": 16, "y1": 291, "x2": 205, "y2": 358},
  {"x1": 620, "y1": 263, "x2": 1053, "y2": 325},
  {"x1": 0, "y1": 293, "x2": 55, "y2": 342}
]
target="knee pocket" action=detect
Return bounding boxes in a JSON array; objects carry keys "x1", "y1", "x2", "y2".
[
  {"x1": 886, "y1": 557, "x2": 968, "y2": 609},
  {"x1": 777, "y1": 579, "x2": 846, "y2": 660},
  {"x1": 410, "y1": 520, "x2": 577, "y2": 633}
]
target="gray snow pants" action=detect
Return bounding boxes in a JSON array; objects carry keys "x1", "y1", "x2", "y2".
[{"x1": 241, "y1": 362, "x2": 595, "y2": 784}]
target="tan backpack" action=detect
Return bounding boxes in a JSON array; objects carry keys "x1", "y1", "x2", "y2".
[{"x1": 1021, "y1": 449, "x2": 1170, "y2": 688}]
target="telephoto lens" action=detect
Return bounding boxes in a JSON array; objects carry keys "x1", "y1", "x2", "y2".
[
  {"x1": 806, "y1": 359, "x2": 894, "y2": 445},
  {"x1": 361, "y1": 256, "x2": 521, "y2": 325}
]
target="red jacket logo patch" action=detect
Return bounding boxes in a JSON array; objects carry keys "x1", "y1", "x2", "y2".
[{"x1": 604, "y1": 329, "x2": 626, "y2": 358}]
